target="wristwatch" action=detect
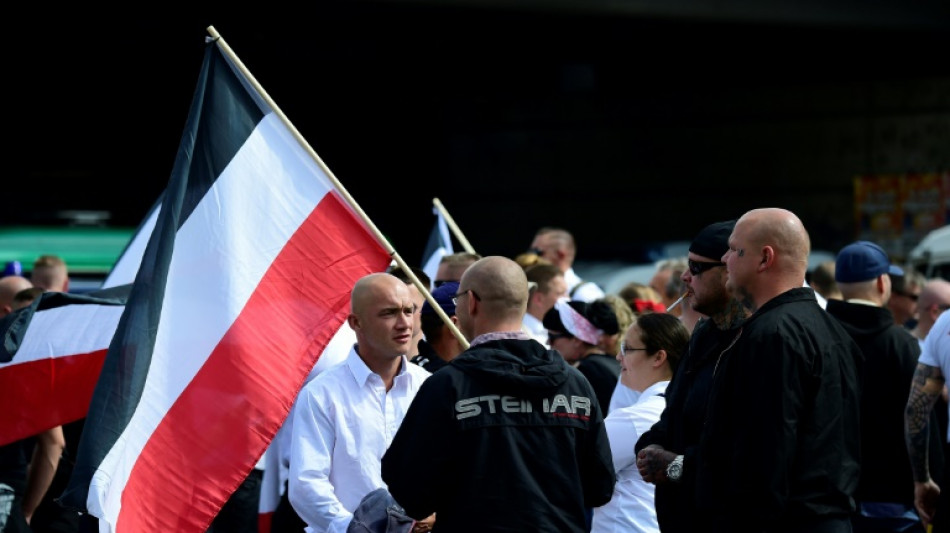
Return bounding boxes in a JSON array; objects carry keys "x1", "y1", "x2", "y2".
[{"x1": 666, "y1": 454, "x2": 685, "y2": 482}]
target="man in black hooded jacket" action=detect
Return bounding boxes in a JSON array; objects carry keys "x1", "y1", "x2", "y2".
[{"x1": 381, "y1": 256, "x2": 615, "y2": 533}]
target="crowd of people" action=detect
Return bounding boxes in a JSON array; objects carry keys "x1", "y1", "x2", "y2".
[{"x1": 2, "y1": 209, "x2": 950, "y2": 533}]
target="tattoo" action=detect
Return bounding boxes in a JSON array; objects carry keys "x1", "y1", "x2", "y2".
[
  {"x1": 712, "y1": 298, "x2": 750, "y2": 330},
  {"x1": 906, "y1": 363, "x2": 946, "y2": 481},
  {"x1": 737, "y1": 249, "x2": 745, "y2": 257},
  {"x1": 644, "y1": 453, "x2": 669, "y2": 478}
]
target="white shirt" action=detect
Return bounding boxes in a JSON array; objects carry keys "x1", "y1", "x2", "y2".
[
  {"x1": 288, "y1": 346, "x2": 430, "y2": 533},
  {"x1": 565, "y1": 267, "x2": 606, "y2": 303},
  {"x1": 918, "y1": 311, "x2": 950, "y2": 441},
  {"x1": 522, "y1": 313, "x2": 549, "y2": 347},
  {"x1": 592, "y1": 380, "x2": 669, "y2": 533},
  {"x1": 607, "y1": 377, "x2": 641, "y2": 414}
]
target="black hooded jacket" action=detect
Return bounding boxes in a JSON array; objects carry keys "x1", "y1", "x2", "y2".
[
  {"x1": 826, "y1": 299, "x2": 942, "y2": 505},
  {"x1": 381, "y1": 338, "x2": 615, "y2": 533}
]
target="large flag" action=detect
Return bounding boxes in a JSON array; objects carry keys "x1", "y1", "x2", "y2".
[
  {"x1": 421, "y1": 206, "x2": 453, "y2": 286},
  {"x1": 59, "y1": 35, "x2": 390, "y2": 532},
  {"x1": 0, "y1": 287, "x2": 127, "y2": 446},
  {"x1": 102, "y1": 195, "x2": 162, "y2": 289}
]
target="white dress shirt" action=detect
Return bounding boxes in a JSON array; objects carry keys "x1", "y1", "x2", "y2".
[
  {"x1": 565, "y1": 267, "x2": 606, "y2": 303},
  {"x1": 592, "y1": 380, "x2": 669, "y2": 533},
  {"x1": 288, "y1": 345, "x2": 430, "y2": 533},
  {"x1": 522, "y1": 312, "x2": 549, "y2": 347}
]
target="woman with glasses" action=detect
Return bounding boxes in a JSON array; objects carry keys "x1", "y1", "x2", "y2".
[{"x1": 591, "y1": 312, "x2": 689, "y2": 533}]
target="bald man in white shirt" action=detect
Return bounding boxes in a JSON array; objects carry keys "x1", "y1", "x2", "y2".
[{"x1": 288, "y1": 273, "x2": 432, "y2": 533}]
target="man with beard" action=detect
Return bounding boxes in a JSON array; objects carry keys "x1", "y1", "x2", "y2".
[{"x1": 634, "y1": 219, "x2": 748, "y2": 533}]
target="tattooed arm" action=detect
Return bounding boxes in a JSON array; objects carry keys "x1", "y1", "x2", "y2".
[{"x1": 905, "y1": 362, "x2": 946, "y2": 526}]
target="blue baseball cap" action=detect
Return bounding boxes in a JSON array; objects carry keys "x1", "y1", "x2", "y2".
[
  {"x1": 835, "y1": 241, "x2": 904, "y2": 283},
  {"x1": 421, "y1": 281, "x2": 458, "y2": 316}
]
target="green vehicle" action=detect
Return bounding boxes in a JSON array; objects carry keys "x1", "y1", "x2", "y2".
[{"x1": 0, "y1": 225, "x2": 137, "y2": 292}]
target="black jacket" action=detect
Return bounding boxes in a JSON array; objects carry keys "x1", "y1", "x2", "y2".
[
  {"x1": 576, "y1": 352, "x2": 621, "y2": 415},
  {"x1": 826, "y1": 299, "x2": 942, "y2": 505},
  {"x1": 381, "y1": 338, "x2": 615, "y2": 533},
  {"x1": 696, "y1": 288, "x2": 863, "y2": 532},
  {"x1": 636, "y1": 317, "x2": 743, "y2": 533}
]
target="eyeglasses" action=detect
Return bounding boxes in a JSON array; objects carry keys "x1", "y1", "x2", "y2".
[
  {"x1": 688, "y1": 259, "x2": 725, "y2": 276},
  {"x1": 619, "y1": 344, "x2": 649, "y2": 355},
  {"x1": 452, "y1": 288, "x2": 481, "y2": 306},
  {"x1": 893, "y1": 290, "x2": 919, "y2": 302},
  {"x1": 548, "y1": 331, "x2": 573, "y2": 344}
]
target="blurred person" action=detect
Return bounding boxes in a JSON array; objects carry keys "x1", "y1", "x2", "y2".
[
  {"x1": 889, "y1": 269, "x2": 926, "y2": 330},
  {"x1": 809, "y1": 260, "x2": 842, "y2": 301},
  {"x1": 0, "y1": 281, "x2": 67, "y2": 533},
  {"x1": 635, "y1": 219, "x2": 748, "y2": 533},
  {"x1": 412, "y1": 281, "x2": 465, "y2": 373},
  {"x1": 617, "y1": 282, "x2": 666, "y2": 315},
  {"x1": 543, "y1": 299, "x2": 621, "y2": 414},
  {"x1": 913, "y1": 279, "x2": 950, "y2": 342},
  {"x1": 434, "y1": 252, "x2": 480, "y2": 287},
  {"x1": 523, "y1": 263, "x2": 568, "y2": 347},
  {"x1": 30, "y1": 255, "x2": 68, "y2": 293},
  {"x1": 592, "y1": 313, "x2": 689, "y2": 533},
  {"x1": 905, "y1": 311, "x2": 950, "y2": 531},
  {"x1": 386, "y1": 265, "x2": 430, "y2": 359},
  {"x1": 529, "y1": 227, "x2": 605, "y2": 302},
  {"x1": 650, "y1": 258, "x2": 687, "y2": 317},
  {"x1": 599, "y1": 294, "x2": 635, "y2": 356},
  {"x1": 381, "y1": 256, "x2": 615, "y2": 533},
  {"x1": 0, "y1": 275, "x2": 32, "y2": 316},
  {"x1": 697, "y1": 208, "x2": 862, "y2": 532},
  {"x1": 513, "y1": 251, "x2": 551, "y2": 271},
  {"x1": 288, "y1": 273, "x2": 432, "y2": 533},
  {"x1": 827, "y1": 241, "x2": 935, "y2": 532}
]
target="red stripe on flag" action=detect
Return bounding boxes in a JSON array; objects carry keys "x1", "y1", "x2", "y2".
[
  {"x1": 116, "y1": 192, "x2": 389, "y2": 531},
  {"x1": 0, "y1": 350, "x2": 107, "y2": 446}
]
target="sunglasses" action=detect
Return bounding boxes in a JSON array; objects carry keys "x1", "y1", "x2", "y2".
[
  {"x1": 688, "y1": 259, "x2": 725, "y2": 276},
  {"x1": 893, "y1": 289, "x2": 919, "y2": 302}
]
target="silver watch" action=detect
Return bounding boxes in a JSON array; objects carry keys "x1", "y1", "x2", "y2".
[{"x1": 666, "y1": 454, "x2": 685, "y2": 482}]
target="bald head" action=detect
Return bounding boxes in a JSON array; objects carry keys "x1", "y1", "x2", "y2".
[
  {"x1": 917, "y1": 279, "x2": 950, "y2": 338},
  {"x1": 0, "y1": 276, "x2": 33, "y2": 317},
  {"x1": 741, "y1": 208, "x2": 810, "y2": 277},
  {"x1": 350, "y1": 273, "x2": 409, "y2": 317},
  {"x1": 725, "y1": 208, "x2": 812, "y2": 310},
  {"x1": 462, "y1": 257, "x2": 529, "y2": 317}
]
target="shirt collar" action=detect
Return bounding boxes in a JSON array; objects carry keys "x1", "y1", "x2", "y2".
[
  {"x1": 470, "y1": 330, "x2": 532, "y2": 347},
  {"x1": 346, "y1": 344, "x2": 409, "y2": 386}
]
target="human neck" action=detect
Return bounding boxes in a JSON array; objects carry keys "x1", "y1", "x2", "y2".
[{"x1": 711, "y1": 299, "x2": 749, "y2": 329}]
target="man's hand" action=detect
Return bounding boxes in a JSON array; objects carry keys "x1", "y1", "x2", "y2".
[
  {"x1": 637, "y1": 444, "x2": 678, "y2": 484},
  {"x1": 915, "y1": 480, "x2": 941, "y2": 527},
  {"x1": 413, "y1": 513, "x2": 436, "y2": 533}
]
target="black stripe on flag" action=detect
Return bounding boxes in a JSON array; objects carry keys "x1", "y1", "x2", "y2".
[{"x1": 60, "y1": 39, "x2": 264, "y2": 512}]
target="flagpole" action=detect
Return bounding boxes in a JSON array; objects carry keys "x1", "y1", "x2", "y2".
[
  {"x1": 432, "y1": 198, "x2": 476, "y2": 255},
  {"x1": 206, "y1": 26, "x2": 469, "y2": 350}
]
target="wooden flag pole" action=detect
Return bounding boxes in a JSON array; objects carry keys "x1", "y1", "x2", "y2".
[
  {"x1": 433, "y1": 198, "x2": 476, "y2": 255},
  {"x1": 206, "y1": 26, "x2": 469, "y2": 350}
]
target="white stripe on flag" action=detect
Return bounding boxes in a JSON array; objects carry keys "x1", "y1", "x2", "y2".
[
  {"x1": 89, "y1": 113, "x2": 336, "y2": 525},
  {"x1": 0, "y1": 304, "x2": 124, "y2": 367}
]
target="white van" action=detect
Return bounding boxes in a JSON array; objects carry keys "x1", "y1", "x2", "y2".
[{"x1": 909, "y1": 225, "x2": 950, "y2": 280}]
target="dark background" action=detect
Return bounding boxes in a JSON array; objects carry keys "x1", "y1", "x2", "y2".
[{"x1": 7, "y1": 2, "x2": 950, "y2": 265}]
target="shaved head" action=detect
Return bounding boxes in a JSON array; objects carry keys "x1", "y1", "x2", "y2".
[
  {"x1": 462, "y1": 256, "x2": 529, "y2": 318},
  {"x1": 0, "y1": 275, "x2": 33, "y2": 317},
  {"x1": 740, "y1": 208, "x2": 810, "y2": 277},
  {"x1": 350, "y1": 273, "x2": 410, "y2": 317}
]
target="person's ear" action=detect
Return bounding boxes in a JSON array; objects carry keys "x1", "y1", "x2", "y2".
[
  {"x1": 758, "y1": 246, "x2": 775, "y2": 272},
  {"x1": 653, "y1": 349, "x2": 668, "y2": 369},
  {"x1": 347, "y1": 313, "x2": 360, "y2": 332}
]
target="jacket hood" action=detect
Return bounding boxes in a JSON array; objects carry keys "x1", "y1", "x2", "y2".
[
  {"x1": 451, "y1": 339, "x2": 570, "y2": 398},
  {"x1": 826, "y1": 299, "x2": 895, "y2": 338}
]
